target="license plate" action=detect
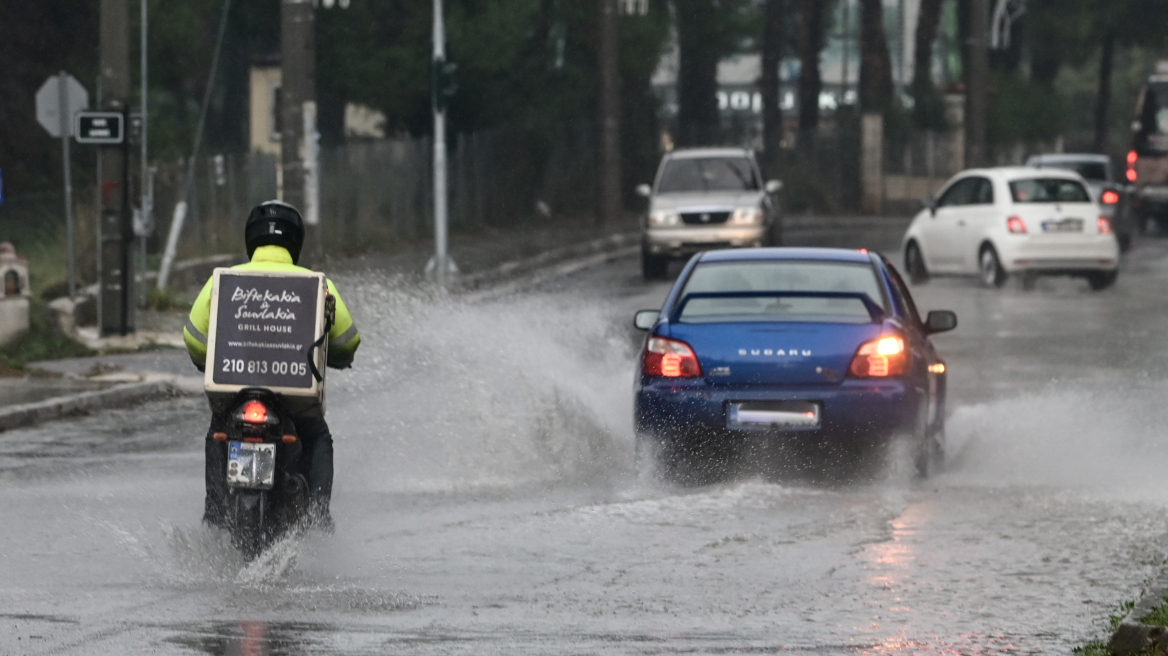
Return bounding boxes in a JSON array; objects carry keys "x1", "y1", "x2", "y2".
[
  {"x1": 727, "y1": 401, "x2": 820, "y2": 431},
  {"x1": 227, "y1": 441, "x2": 276, "y2": 489},
  {"x1": 1041, "y1": 218, "x2": 1083, "y2": 232}
]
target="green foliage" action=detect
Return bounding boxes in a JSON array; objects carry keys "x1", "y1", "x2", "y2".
[
  {"x1": 146, "y1": 286, "x2": 192, "y2": 312},
  {"x1": 987, "y1": 73, "x2": 1066, "y2": 145},
  {"x1": 0, "y1": 298, "x2": 94, "y2": 369}
]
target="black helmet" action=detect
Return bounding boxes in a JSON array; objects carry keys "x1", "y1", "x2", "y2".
[{"x1": 245, "y1": 200, "x2": 305, "y2": 264}]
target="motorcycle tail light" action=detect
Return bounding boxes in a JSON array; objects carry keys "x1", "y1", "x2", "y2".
[
  {"x1": 1098, "y1": 216, "x2": 1113, "y2": 234},
  {"x1": 1007, "y1": 216, "x2": 1027, "y2": 234},
  {"x1": 849, "y1": 336, "x2": 908, "y2": 378},
  {"x1": 642, "y1": 336, "x2": 701, "y2": 378},
  {"x1": 237, "y1": 400, "x2": 278, "y2": 425},
  {"x1": 1101, "y1": 190, "x2": 1119, "y2": 204}
]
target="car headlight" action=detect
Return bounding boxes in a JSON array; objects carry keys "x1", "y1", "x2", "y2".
[
  {"x1": 648, "y1": 210, "x2": 680, "y2": 227},
  {"x1": 728, "y1": 207, "x2": 764, "y2": 225}
]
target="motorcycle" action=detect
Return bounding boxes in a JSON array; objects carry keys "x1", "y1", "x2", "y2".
[{"x1": 213, "y1": 388, "x2": 309, "y2": 558}]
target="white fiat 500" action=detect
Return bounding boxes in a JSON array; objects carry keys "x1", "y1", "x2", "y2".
[{"x1": 902, "y1": 167, "x2": 1120, "y2": 290}]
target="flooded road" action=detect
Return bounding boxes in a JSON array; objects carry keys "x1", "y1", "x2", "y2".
[{"x1": 5, "y1": 236, "x2": 1168, "y2": 654}]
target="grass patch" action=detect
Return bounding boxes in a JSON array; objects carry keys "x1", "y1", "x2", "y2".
[
  {"x1": 1140, "y1": 596, "x2": 1168, "y2": 627},
  {"x1": 1073, "y1": 600, "x2": 1136, "y2": 656},
  {"x1": 146, "y1": 286, "x2": 192, "y2": 311},
  {"x1": 0, "y1": 298, "x2": 93, "y2": 370}
]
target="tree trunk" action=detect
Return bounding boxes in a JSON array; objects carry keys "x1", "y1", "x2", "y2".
[
  {"x1": 858, "y1": 0, "x2": 893, "y2": 115},
  {"x1": 761, "y1": 0, "x2": 785, "y2": 168},
  {"x1": 1093, "y1": 29, "x2": 1115, "y2": 153},
  {"x1": 597, "y1": 0, "x2": 622, "y2": 226},
  {"x1": 911, "y1": 0, "x2": 946, "y2": 128},
  {"x1": 675, "y1": 0, "x2": 722, "y2": 146},
  {"x1": 796, "y1": 0, "x2": 823, "y2": 142}
]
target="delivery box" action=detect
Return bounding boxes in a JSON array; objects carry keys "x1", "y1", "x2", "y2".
[{"x1": 203, "y1": 268, "x2": 329, "y2": 415}]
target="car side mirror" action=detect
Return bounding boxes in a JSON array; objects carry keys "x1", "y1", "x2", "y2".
[
  {"x1": 633, "y1": 309, "x2": 658, "y2": 331},
  {"x1": 925, "y1": 198, "x2": 937, "y2": 217},
  {"x1": 924, "y1": 310, "x2": 957, "y2": 334},
  {"x1": 765, "y1": 179, "x2": 783, "y2": 194},
  {"x1": 635, "y1": 184, "x2": 652, "y2": 198}
]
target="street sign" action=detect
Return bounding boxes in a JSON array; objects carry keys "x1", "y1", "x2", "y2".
[
  {"x1": 75, "y1": 112, "x2": 125, "y2": 144},
  {"x1": 35, "y1": 74, "x2": 88, "y2": 138}
]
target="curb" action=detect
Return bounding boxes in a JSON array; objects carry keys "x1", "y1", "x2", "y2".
[
  {"x1": 0, "y1": 380, "x2": 184, "y2": 433},
  {"x1": 1110, "y1": 579, "x2": 1168, "y2": 655},
  {"x1": 452, "y1": 232, "x2": 638, "y2": 292}
]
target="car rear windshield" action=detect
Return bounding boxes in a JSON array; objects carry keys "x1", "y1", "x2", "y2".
[
  {"x1": 657, "y1": 157, "x2": 758, "y2": 193},
  {"x1": 677, "y1": 260, "x2": 886, "y2": 324},
  {"x1": 1009, "y1": 178, "x2": 1091, "y2": 203},
  {"x1": 1037, "y1": 161, "x2": 1108, "y2": 182}
]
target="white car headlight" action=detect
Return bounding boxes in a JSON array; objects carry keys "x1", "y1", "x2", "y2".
[
  {"x1": 648, "y1": 210, "x2": 680, "y2": 227},
  {"x1": 729, "y1": 207, "x2": 764, "y2": 225}
]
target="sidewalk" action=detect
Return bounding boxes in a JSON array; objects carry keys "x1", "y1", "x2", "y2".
[{"x1": 0, "y1": 220, "x2": 640, "y2": 431}]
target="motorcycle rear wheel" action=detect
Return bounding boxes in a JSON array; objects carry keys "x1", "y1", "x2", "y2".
[{"x1": 228, "y1": 490, "x2": 268, "y2": 559}]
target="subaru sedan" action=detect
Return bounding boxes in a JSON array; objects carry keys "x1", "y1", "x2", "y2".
[{"x1": 633, "y1": 248, "x2": 956, "y2": 480}]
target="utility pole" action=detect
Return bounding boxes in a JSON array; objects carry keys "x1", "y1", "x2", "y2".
[
  {"x1": 427, "y1": 0, "x2": 458, "y2": 284},
  {"x1": 597, "y1": 0, "x2": 622, "y2": 227},
  {"x1": 281, "y1": 0, "x2": 314, "y2": 212},
  {"x1": 99, "y1": 0, "x2": 133, "y2": 335},
  {"x1": 966, "y1": 0, "x2": 988, "y2": 168}
]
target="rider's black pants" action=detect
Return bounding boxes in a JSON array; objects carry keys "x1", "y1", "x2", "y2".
[{"x1": 203, "y1": 414, "x2": 334, "y2": 525}]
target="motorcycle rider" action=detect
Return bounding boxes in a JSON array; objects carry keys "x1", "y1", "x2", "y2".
[{"x1": 183, "y1": 200, "x2": 361, "y2": 530}]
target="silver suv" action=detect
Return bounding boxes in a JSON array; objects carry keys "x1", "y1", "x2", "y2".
[{"x1": 637, "y1": 147, "x2": 782, "y2": 279}]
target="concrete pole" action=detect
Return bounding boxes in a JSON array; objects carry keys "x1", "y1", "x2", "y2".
[
  {"x1": 57, "y1": 73, "x2": 76, "y2": 299},
  {"x1": 432, "y1": 0, "x2": 450, "y2": 284},
  {"x1": 140, "y1": 0, "x2": 149, "y2": 263},
  {"x1": 597, "y1": 0, "x2": 622, "y2": 227},
  {"x1": 281, "y1": 0, "x2": 315, "y2": 213},
  {"x1": 99, "y1": 0, "x2": 133, "y2": 335},
  {"x1": 966, "y1": 0, "x2": 988, "y2": 168}
]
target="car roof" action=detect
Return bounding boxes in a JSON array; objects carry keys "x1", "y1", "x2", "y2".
[
  {"x1": 697, "y1": 247, "x2": 875, "y2": 265},
  {"x1": 666, "y1": 147, "x2": 754, "y2": 160},
  {"x1": 1026, "y1": 153, "x2": 1112, "y2": 164},
  {"x1": 958, "y1": 166, "x2": 1084, "y2": 182}
]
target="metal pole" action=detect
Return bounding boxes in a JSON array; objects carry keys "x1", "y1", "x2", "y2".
[
  {"x1": 598, "y1": 0, "x2": 622, "y2": 228},
  {"x1": 140, "y1": 0, "x2": 149, "y2": 249},
  {"x1": 966, "y1": 0, "x2": 988, "y2": 168},
  {"x1": 432, "y1": 0, "x2": 449, "y2": 285},
  {"x1": 57, "y1": 72, "x2": 76, "y2": 298}
]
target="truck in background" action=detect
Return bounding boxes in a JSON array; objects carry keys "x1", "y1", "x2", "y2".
[{"x1": 1129, "y1": 60, "x2": 1168, "y2": 231}]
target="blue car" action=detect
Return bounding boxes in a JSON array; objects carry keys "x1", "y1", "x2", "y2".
[{"x1": 633, "y1": 247, "x2": 956, "y2": 479}]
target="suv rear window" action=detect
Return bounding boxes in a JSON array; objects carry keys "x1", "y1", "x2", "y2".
[
  {"x1": 1037, "y1": 161, "x2": 1109, "y2": 182},
  {"x1": 1009, "y1": 178, "x2": 1091, "y2": 203},
  {"x1": 658, "y1": 157, "x2": 758, "y2": 193},
  {"x1": 677, "y1": 260, "x2": 887, "y2": 323}
]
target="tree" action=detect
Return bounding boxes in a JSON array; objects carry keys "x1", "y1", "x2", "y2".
[
  {"x1": 673, "y1": 0, "x2": 753, "y2": 146},
  {"x1": 910, "y1": 0, "x2": 946, "y2": 129},
  {"x1": 796, "y1": 0, "x2": 824, "y2": 141},
  {"x1": 858, "y1": 0, "x2": 893, "y2": 115},
  {"x1": 1090, "y1": 0, "x2": 1168, "y2": 151},
  {"x1": 760, "y1": 0, "x2": 786, "y2": 167}
]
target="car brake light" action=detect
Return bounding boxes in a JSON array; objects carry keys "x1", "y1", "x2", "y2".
[
  {"x1": 1098, "y1": 216, "x2": 1113, "y2": 234},
  {"x1": 1007, "y1": 216, "x2": 1027, "y2": 234},
  {"x1": 241, "y1": 400, "x2": 269, "y2": 424},
  {"x1": 1127, "y1": 151, "x2": 1138, "y2": 182},
  {"x1": 849, "y1": 336, "x2": 908, "y2": 378},
  {"x1": 1101, "y1": 190, "x2": 1119, "y2": 204},
  {"x1": 642, "y1": 336, "x2": 701, "y2": 378}
]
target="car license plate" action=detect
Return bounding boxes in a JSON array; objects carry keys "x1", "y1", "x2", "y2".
[
  {"x1": 1041, "y1": 218, "x2": 1083, "y2": 232},
  {"x1": 727, "y1": 401, "x2": 820, "y2": 431},
  {"x1": 227, "y1": 441, "x2": 276, "y2": 489}
]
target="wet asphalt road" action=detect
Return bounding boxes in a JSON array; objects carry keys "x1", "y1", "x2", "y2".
[{"x1": 6, "y1": 229, "x2": 1168, "y2": 655}]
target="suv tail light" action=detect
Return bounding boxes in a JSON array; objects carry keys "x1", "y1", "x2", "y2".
[
  {"x1": 1007, "y1": 216, "x2": 1028, "y2": 234},
  {"x1": 1127, "y1": 151, "x2": 1138, "y2": 182},
  {"x1": 849, "y1": 336, "x2": 908, "y2": 378},
  {"x1": 1101, "y1": 190, "x2": 1120, "y2": 204},
  {"x1": 642, "y1": 336, "x2": 702, "y2": 378},
  {"x1": 1098, "y1": 216, "x2": 1113, "y2": 234}
]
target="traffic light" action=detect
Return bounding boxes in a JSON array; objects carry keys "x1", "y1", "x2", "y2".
[{"x1": 432, "y1": 57, "x2": 458, "y2": 111}]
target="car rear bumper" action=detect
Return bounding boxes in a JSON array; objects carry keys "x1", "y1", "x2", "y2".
[
  {"x1": 643, "y1": 226, "x2": 767, "y2": 258},
  {"x1": 634, "y1": 378, "x2": 920, "y2": 443},
  {"x1": 998, "y1": 237, "x2": 1119, "y2": 274}
]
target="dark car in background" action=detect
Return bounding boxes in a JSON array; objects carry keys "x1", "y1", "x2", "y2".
[
  {"x1": 636, "y1": 148, "x2": 783, "y2": 280},
  {"x1": 1026, "y1": 153, "x2": 1134, "y2": 250},
  {"x1": 632, "y1": 247, "x2": 957, "y2": 482}
]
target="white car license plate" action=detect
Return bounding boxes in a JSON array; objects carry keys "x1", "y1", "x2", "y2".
[
  {"x1": 727, "y1": 401, "x2": 820, "y2": 430},
  {"x1": 227, "y1": 441, "x2": 277, "y2": 489},
  {"x1": 1041, "y1": 218, "x2": 1083, "y2": 232}
]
